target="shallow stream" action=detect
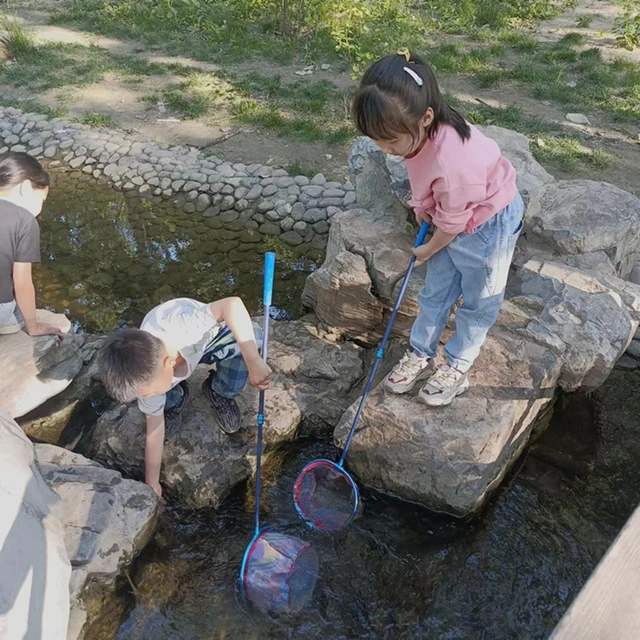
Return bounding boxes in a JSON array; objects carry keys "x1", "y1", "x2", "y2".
[{"x1": 36, "y1": 175, "x2": 640, "y2": 639}]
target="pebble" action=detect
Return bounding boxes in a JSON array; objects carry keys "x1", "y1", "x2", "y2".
[
  {"x1": 263, "y1": 184, "x2": 278, "y2": 197},
  {"x1": 221, "y1": 195, "x2": 235, "y2": 211},
  {"x1": 280, "y1": 217, "x2": 295, "y2": 232},
  {"x1": 259, "y1": 222, "x2": 281, "y2": 236},
  {"x1": 344, "y1": 191, "x2": 357, "y2": 206},
  {"x1": 310, "y1": 173, "x2": 326, "y2": 186},
  {"x1": 280, "y1": 230, "x2": 304, "y2": 246},
  {"x1": 323, "y1": 188, "x2": 345, "y2": 198},
  {"x1": 320, "y1": 197, "x2": 343, "y2": 207},
  {"x1": 301, "y1": 185, "x2": 324, "y2": 198},
  {"x1": 245, "y1": 184, "x2": 263, "y2": 200},
  {"x1": 303, "y1": 208, "x2": 326, "y2": 223},
  {"x1": 294, "y1": 175, "x2": 310, "y2": 186},
  {"x1": 275, "y1": 176, "x2": 294, "y2": 188},
  {"x1": 196, "y1": 193, "x2": 212, "y2": 212},
  {"x1": 293, "y1": 221, "x2": 308, "y2": 234}
]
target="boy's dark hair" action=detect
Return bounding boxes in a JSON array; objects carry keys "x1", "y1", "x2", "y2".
[
  {"x1": 0, "y1": 152, "x2": 50, "y2": 190},
  {"x1": 352, "y1": 52, "x2": 471, "y2": 144},
  {"x1": 97, "y1": 329, "x2": 164, "y2": 404}
]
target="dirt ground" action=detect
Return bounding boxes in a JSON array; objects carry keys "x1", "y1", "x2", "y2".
[{"x1": 6, "y1": 0, "x2": 640, "y2": 190}]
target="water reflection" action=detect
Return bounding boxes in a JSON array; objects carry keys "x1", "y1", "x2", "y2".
[{"x1": 34, "y1": 170, "x2": 320, "y2": 333}]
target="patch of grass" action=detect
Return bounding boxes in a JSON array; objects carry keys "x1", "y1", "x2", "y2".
[
  {"x1": 532, "y1": 134, "x2": 615, "y2": 169},
  {"x1": 75, "y1": 111, "x2": 117, "y2": 127},
  {"x1": 497, "y1": 30, "x2": 539, "y2": 51},
  {"x1": 0, "y1": 98, "x2": 66, "y2": 119},
  {"x1": 53, "y1": 0, "x2": 575, "y2": 72},
  {"x1": 0, "y1": 38, "x2": 168, "y2": 93},
  {"x1": 286, "y1": 162, "x2": 318, "y2": 179},
  {"x1": 576, "y1": 15, "x2": 594, "y2": 28},
  {"x1": 0, "y1": 18, "x2": 37, "y2": 58}
]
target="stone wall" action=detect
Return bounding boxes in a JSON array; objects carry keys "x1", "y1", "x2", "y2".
[{"x1": 0, "y1": 106, "x2": 358, "y2": 253}]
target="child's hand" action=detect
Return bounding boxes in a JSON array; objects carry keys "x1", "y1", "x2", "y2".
[
  {"x1": 248, "y1": 359, "x2": 272, "y2": 391},
  {"x1": 412, "y1": 245, "x2": 432, "y2": 263},
  {"x1": 414, "y1": 210, "x2": 432, "y2": 225},
  {"x1": 27, "y1": 322, "x2": 65, "y2": 338}
]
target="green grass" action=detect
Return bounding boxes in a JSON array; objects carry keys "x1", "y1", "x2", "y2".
[
  {"x1": 576, "y1": 15, "x2": 594, "y2": 28},
  {"x1": 0, "y1": 38, "x2": 168, "y2": 93},
  {"x1": 52, "y1": 0, "x2": 575, "y2": 72},
  {"x1": 0, "y1": 18, "x2": 38, "y2": 58},
  {"x1": 286, "y1": 162, "x2": 320, "y2": 179},
  {"x1": 465, "y1": 103, "x2": 615, "y2": 170},
  {"x1": 431, "y1": 31, "x2": 640, "y2": 124},
  {"x1": 0, "y1": 97, "x2": 67, "y2": 118},
  {"x1": 75, "y1": 111, "x2": 117, "y2": 127}
]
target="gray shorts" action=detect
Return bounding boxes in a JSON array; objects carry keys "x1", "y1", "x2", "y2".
[{"x1": 0, "y1": 300, "x2": 18, "y2": 327}]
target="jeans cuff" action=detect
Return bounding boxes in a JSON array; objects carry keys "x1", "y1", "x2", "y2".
[
  {"x1": 410, "y1": 344, "x2": 435, "y2": 359},
  {"x1": 445, "y1": 354, "x2": 471, "y2": 374},
  {"x1": 210, "y1": 375, "x2": 241, "y2": 399}
]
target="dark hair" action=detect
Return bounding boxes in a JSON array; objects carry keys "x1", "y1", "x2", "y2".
[
  {"x1": 352, "y1": 53, "x2": 470, "y2": 144},
  {"x1": 0, "y1": 152, "x2": 50, "y2": 190},
  {"x1": 97, "y1": 329, "x2": 164, "y2": 403}
]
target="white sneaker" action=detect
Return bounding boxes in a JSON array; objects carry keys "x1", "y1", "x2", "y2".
[
  {"x1": 385, "y1": 350, "x2": 434, "y2": 394},
  {"x1": 419, "y1": 364, "x2": 469, "y2": 407},
  {"x1": 0, "y1": 316, "x2": 23, "y2": 335}
]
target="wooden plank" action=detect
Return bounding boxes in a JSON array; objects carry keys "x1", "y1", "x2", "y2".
[{"x1": 552, "y1": 506, "x2": 640, "y2": 639}]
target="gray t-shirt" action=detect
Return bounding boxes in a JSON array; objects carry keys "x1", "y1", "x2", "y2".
[
  {"x1": 0, "y1": 200, "x2": 40, "y2": 303},
  {"x1": 137, "y1": 298, "x2": 222, "y2": 416}
]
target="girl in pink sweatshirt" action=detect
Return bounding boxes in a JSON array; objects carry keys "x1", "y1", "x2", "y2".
[{"x1": 352, "y1": 51, "x2": 524, "y2": 407}]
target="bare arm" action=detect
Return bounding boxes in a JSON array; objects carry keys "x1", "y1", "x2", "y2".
[
  {"x1": 145, "y1": 413, "x2": 165, "y2": 498},
  {"x1": 413, "y1": 227, "x2": 458, "y2": 263},
  {"x1": 210, "y1": 297, "x2": 271, "y2": 390},
  {"x1": 13, "y1": 262, "x2": 64, "y2": 337}
]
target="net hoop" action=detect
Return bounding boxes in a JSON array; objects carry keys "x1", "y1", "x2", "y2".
[{"x1": 293, "y1": 458, "x2": 360, "y2": 531}]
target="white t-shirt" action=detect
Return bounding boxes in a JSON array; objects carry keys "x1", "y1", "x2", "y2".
[{"x1": 137, "y1": 298, "x2": 222, "y2": 416}]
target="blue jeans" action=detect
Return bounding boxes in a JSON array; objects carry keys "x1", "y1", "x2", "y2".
[
  {"x1": 410, "y1": 192, "x2": 524, "y2": 373},
  {"x1": 164, "y1": 323, "x2": 263, "y2": 411},
  {"x1": 199, "y1": 323, "x2": 264, "y2": 398}
]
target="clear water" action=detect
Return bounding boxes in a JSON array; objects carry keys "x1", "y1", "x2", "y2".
[
  {"x1": 86, "y1": 375, "x2": 639, "y2": 640},
  {"x1": 35, "y1": 176, "x2": 640, "y2": 639},
  {"x1": 34, "y1": 169, "x2": 320, "y2": 333}
]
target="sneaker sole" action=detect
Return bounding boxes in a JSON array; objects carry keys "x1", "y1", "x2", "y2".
[
  {"x1": 418, "y1": 378, "x2": 470, "y2": 407},
  {"x1": 385, "y1": 362, "x2": 435, "y2": 395}
]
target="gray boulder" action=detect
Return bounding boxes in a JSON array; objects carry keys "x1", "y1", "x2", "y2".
[
  {"x1": 0, "y1": 310, "x2": 83, "y2": 419},
  {"x1": 88, "y1": 320, "x2": 366, "y2": 506},
  {"x1": 334, "y1": 328, "x2": 562, "y2": 516},
  {"x1": 35, "y1": 445, "x2": 158, "y2": 639},
  {"x1": 525, "y1": 181, "x2": 640, "y2": 278},
  {"x1": 0, "y1": 411, "x2": 71, "y2": 640}
]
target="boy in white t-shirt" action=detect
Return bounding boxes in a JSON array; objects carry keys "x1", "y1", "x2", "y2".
[{"x1": 97, "y1": 296, "x2": 271, "y2": 498}]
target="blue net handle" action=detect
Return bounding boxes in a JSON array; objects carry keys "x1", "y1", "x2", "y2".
[
  {"x1": 339, "y1": 222, "x2": 429, "y2": 465},
  {"x1": 255, "y1": 252, "x2": 276, "y2": 535}
]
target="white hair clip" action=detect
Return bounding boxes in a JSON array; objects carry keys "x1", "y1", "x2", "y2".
[{"x1": 403, "y1": 66, "x2": 423, "y2": 86}]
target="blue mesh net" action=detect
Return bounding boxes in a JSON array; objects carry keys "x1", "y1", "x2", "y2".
[
  {"x1": 294, "y1": 460, "x2": 359, "y2": 531},
  {"x1": 243, "y1": 530, "x2": 319, "y2": 615}
]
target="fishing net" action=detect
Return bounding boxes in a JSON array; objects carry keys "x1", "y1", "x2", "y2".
[
  {"x1": 242, "y1": 530, "x2": 319, "y2": 615},
  {"x1": 293, "y1": 460, "x2": 359, "y2": 531}
]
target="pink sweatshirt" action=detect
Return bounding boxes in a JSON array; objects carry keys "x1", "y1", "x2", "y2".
[{"x1": 406, "y1": 123, "x2": 517, "y2": 235}]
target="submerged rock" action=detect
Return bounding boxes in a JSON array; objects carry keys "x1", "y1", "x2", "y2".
[{"x1": 0, "y1": 310, "x2": 83, "y2": 419}]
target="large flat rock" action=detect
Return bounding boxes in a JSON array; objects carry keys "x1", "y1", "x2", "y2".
[
  {"x1": 334, "y1": 328, "x2": 561, "y2": 516},
  {"x1": 333, "y1": 259, "x2": 638, "y2": 515},
  {"x1": 0, "y1": 310, "x2": 83, "y2": 419},
  {"x1": 0, "y1": 411, "x2": 71, "y2": 640}
]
